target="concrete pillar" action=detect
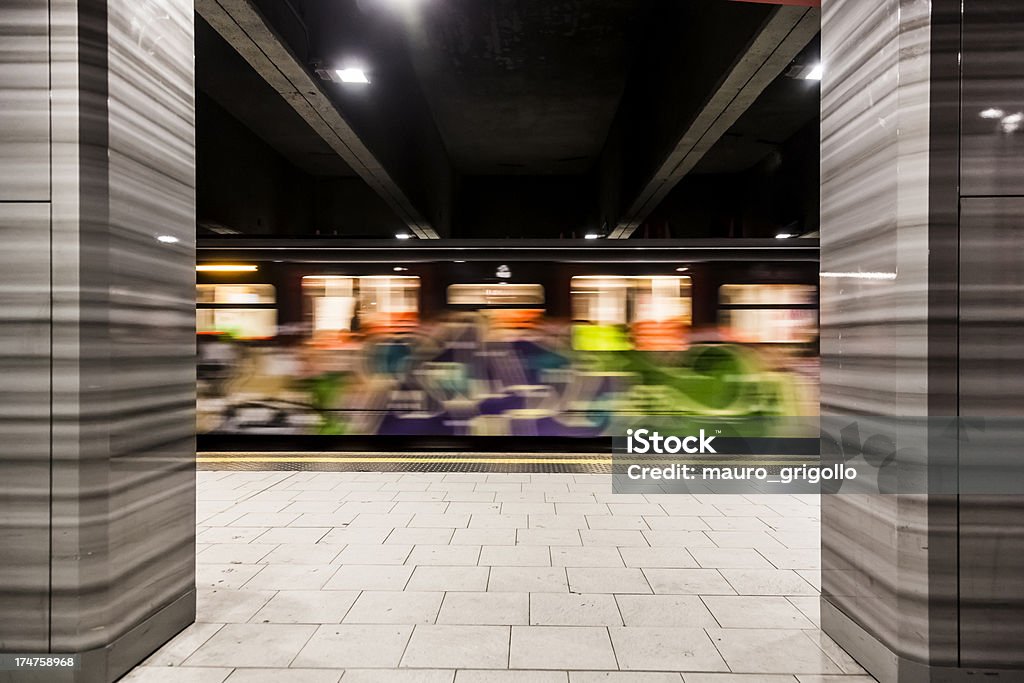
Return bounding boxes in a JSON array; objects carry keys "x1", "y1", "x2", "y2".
[
  {"x1": 820, "y1": 0, "x2": 1024, "y2": 680},
  {"x1": 0, "y1": 0, "x2": 195, "y2": 680}
]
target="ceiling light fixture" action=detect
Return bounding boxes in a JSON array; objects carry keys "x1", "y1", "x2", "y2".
[
  {"x1": 980, "y1": 108, "x2": 1006, "y2": 119},
  {"x1": 393, "y1": 266, "x2": 408, "y2": 272},
  {"x1": 584, "y1": 233, "x2": 600, "y2": 240},
  {"x1": 395, "y1": 233, "x2": 412, "y2": 240},
  {"x1": 804, "y1": 63, "x2": 823, "y2": 81},
  {"x1": 775, "y1": 233, "x2": 796, "y2": 239},
  {"x1": 156, "y1": 235, "x2": 179, "y2": 244},
  {"x1": 336, "y1": 68, "x2": 370, "y2": 84},
  {"x1": 196, "y1": 264, "x2": 258, "y2": 272},
  {"x1": 676, "y1": 267, "x2": 689, "y2": 272}
]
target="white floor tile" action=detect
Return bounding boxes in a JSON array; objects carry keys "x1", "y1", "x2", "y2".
[
  {"x1": 458, "y1": 672, "x2": 566, "y2": 683},
  {"x1": 407, "y1": 566, "x2": 490, "y2": 592},
  {"x1": 407, "y1": 544, "x2": 482, "y2": 566},
  {"x1": 343, "y1": 590, "x2": 444, "y2": 624},
  {"x1": 223, "y1": 669, "x2": 341, "y2": 683},
  {"x1": 529, "y1": 593, "x2": 622, "y2": 626},
  {"x1": 509, "y1": 625, "x2": 617, "y2": 670},
  {"x1": 488, "y1": 566, "x2": 568, "y2": 592},
  {"x1": 619, "y1": 547, "x2": 698, "y2": 569},
  {"x1": 121, "y1": 668, "x2": 233, "y2": 683},
  {"x1": 437, "y1": 591, "x2": 529, "y2": 625},
  {"x1": 719, "y1": 569, "x2": 818, "y2": 596},
  {"x1": 292, "y1": 624, "x2": 413, "y2": 668},
  {"x1": 615, "y1": 594, "x2": 718, "y2": 627},
  {"x1": 197, "y1": 543, "x2": 277, "y2": 564},
  {"x1": 196, "y1": 589, "x2": 274, "y2": 623},
  {"x1": 342, "y1": 671, "x2": 453, "y2": 683},
  {"x1": 610, "y1": 626, "x2": 728, "y2": 672},
  {"x1": 689, "y1": 547, "x2": 774, "y2": 569},
  {"x1": 401, "y1": 625, "x2": 510, "y2": 669},
  {"x1": 142, "y1": 622, "x2": 224, "y2": 666},
  {"x1": 643, "y1": 568, "x2": 736, "y2": 595},
  {"x1": 260, "y1": 543, "x2": 342, "y2": 565},
  {"x1": 550, "y1": 546, "x2": 624, "y2": 568},
  {"x1": 567, "y1": 567, "x2": 651, "y2": 594},
  {"x1": 385, "y1": 528, "x2": 454, "y2": 544},
  {"x1": 479, "y1": 545, "x2": 551, "y2": 567},
  {"x1": 323, "y1": 564, "x2": 414, "y2": 590},
  {"x1": 241, "y1": 564, "x2": 337, "y2": 590},
  {"x1": 250, "y1": 589, "x2": 359, "y2": 623},
  {"x1": 703, "y1": 595, "x2": 816, "y2": 629},
  {"x1": 183, "y1": 623, "x2": 317, "y2": 667},
  {"x1": 706, "y1": 628, "x2": 843, "y2": 674}
]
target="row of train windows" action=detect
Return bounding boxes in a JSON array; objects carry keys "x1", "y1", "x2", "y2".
[{"x1": 197, "y1": 277, "x2": 816, "y2": 344}]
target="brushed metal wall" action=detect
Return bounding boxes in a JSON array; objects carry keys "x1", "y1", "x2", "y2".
[{"x1": 0, "y1": 0, "x2": 196, "y2": 676}]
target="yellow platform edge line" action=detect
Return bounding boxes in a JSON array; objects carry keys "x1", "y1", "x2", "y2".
[
  {"x1": 197, "y1": 457, "x2": 612, "y2": 464},
  {"x1": 197, "y1": 456, "x2": 806, "y2": 465}
]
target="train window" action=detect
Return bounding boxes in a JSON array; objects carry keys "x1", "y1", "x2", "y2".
[
  {"x1": 718, "y1": 284, "x2": 817, "y2": 343},
  {"x1": 571, "y1": 276, "x2": 692, "y2": 350},
  {"x1": 303, "y1": 275, "x2": 420, "y2": 339},
  {"x1": 446, "y1": 283, "x2": 545, "y2": 306},
  {"x1": 196, "y1": 284, "x2": 277, "y2": 340},
  {"x1": 196, "y1": 284, "x2": 275, "y2": 304}
]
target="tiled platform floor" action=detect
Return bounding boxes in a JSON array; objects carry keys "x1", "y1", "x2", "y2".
[{"x1": 124, "y1": 471, "x2": 876, "y2": 683}]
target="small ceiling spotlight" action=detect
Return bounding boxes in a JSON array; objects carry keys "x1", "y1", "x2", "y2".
[
  {"x1": 804, "y1": 63, "x2": 823, "y2": 81},
  {"x1": 336, "y1": 68, "x2": 370, "y2": 84},
  {"x1": 156, "y1": 235, "x2": 179, "y2": 244},
  {"x1": 395, "y1": 233, "x2": 412, "y2": 240},
  {"x1": 584, "y1": 233, "x2": 601, "y2": 240},
  {"x1": 980, "y1": 108, "x2": 1006, "y2": 119},
  {"x1": 393, "y1": 266, "x2": 408, "y2": 272},
  {"x1": 496, "y1": 264, "x2": 511, "y2": 279},
  {"x1": 775, "y1": 233, "x2": 797, "y2": 239},
  {"x1": 675, "y1": 267, "x2": 689, "y2": 272}
]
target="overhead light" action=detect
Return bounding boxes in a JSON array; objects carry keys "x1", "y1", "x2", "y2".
[
  {"x1": 196, "y1": 264, "x2": 258, "y2": 272},
  {"x1": 980, "y1": 108, "x2": 1006, "y2": 119},
  {"x1": 454, "y1": 260, "x2": 466, "y2": 263},
  {"x1": 156, "y1": 235, "x2": 179, "y2": 244},
  {"x1": 393, "y1": 266, "x2": 408, "y2": 272},
  {"x1": 395, "y1": 233, "x2": 412, "y2": 240},
  {"x1": 496, "y1": 264, "x2": 511, "y2": 279},
  {"x1": 675, "y1": 267, "x2": 689, "y2": 272},
  {"x1": 336, "y1": 68, "x2": 370, "y2": 84},
  {"x1": 804, "y1": 63, "x2": 823, "y2": 81},
  {"x1": 775, "y1": 233, "x2": 797, "y2": 239},
  {"x1": 584, "y1": 233, "x2": 600, "y2": 240}
]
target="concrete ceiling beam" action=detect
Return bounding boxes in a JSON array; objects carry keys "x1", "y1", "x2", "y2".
[
  {"x1": 608, "y1": 4, "x2": 820, "y2": 239},
  {"x1": 196, "y1": 0, "x2": 439, "y2": 239}
]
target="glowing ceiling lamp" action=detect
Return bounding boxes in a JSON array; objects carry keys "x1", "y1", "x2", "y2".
[
  {"x1": 336, "y1": 68, "x2": 370, "y2": 84},
  {"x1": 196, "y1": 264, "x2": 258, "y2": 272}
]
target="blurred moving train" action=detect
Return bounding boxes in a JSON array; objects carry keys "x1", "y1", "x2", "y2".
[{"x1": 196, "y1": 239, "x2": 819, "y2": 441}]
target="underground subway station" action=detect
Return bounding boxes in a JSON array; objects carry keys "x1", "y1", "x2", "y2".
[{"x1": 2, "y1": 0, "x2": 1024, "y2": 681}]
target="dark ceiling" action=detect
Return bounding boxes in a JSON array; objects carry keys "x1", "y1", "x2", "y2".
[
  {"x1": 195, "y1": 17, "x2": 355, "y2": 177},
  {"x1": 196, "y1": 0, "x2": 821, "y2": 238},
  {"x1": 405, "y1": 0, "x2": 653, "y2": 175}
]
